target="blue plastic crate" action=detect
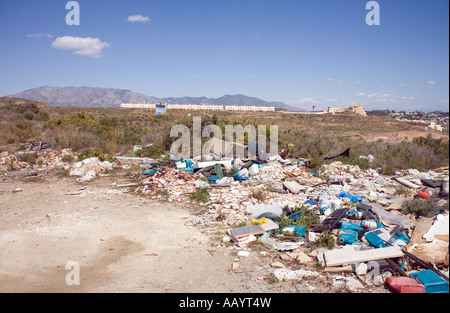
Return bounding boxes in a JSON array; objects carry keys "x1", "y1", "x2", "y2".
[{"x1": 409, "y1": 270, "x2": 449, "y2": 293}]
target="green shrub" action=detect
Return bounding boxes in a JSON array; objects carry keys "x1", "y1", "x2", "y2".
[
  {"x1": 134, "y1": 144, "x2": 165, "y2": 159},
  {"x1": 250, "y1": 188, "x2": 268, "y2": 201},
  {"x1": 401, "y1": 198, "x2": 441, "y2": 218},
  {"x1": 23, "y1": 111, "x2": 35, "y2": 120},
  {"x1": 17, "y1": 152, "x2": 38, "y2": 165},
  {"x1": 77, "y1": 148, "x2": 115, "y2": 162},
  {"x1": 189, "y1": 188, "x2": 210, "y2": 203},
  {"x1": 317, "y1": 230, "x2": 336, "y2": 248}
]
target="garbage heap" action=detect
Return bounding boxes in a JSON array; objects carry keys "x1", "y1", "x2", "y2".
[
  {"x1": 0, "y1": 148, "x2": 76, "y2": 172},
  {"x1": 69, "y1": 157, "x2": 117, "y2": 182},
  {"x1": 134, "y1": 153, "x2": 449, "y2": 293},
  {"x1": 0, "y1": 147, "x2": 118, "y2": 183}
]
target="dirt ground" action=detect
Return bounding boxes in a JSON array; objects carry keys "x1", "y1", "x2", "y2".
[{"x1": 0, "y1": 171, "x2": 388, "y2": 293}]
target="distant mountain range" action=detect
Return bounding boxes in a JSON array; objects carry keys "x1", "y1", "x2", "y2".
[{"x1": 8, "y1": 86, "x2": 296, "y2": 111}]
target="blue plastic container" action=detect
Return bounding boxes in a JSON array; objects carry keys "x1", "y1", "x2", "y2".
[
  {"x1": 278, "y1": 225, "x2": 306, "y2": 237},
  {"x1": 232, "y1": 173, "x2": 249, "y2": 182},
  {"x1": 340, "y1": 221, "x2": 364, "y2": 231},
  {"x1": 142, "y1": 169, "x2": 158, "y2": 175},
  {"x1": 409, "y1": 270, "x2": 449, "y2": 293},
  {"x1": 338, "y1": 229, "x2": 359, "y2": 245},
  {"x1": 289, "y1": 211, "x2": 303, "y2": 221},
  {"x1": 365, "y1": 231, "x2": 387, "y2": 248},
  {"x1": 337, "y1": 192, "x2": 362, "y2": 203},
  {"x1": 388, "y1": 230, "x2": 411, "y2": 247},
  {"x1": 208, "y1": 176, "x2": 220, "y2": 183}
]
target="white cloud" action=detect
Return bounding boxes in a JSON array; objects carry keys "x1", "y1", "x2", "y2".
[
  {"x1": 51, "y1": 36, "x2": 110, "y2": 58},
  {"x1": 28, "y1": 33, "x2": 53, "y2": 39},
  {"x1": 401, "y1": 96, "x2": 416, "y2": 100},
  {"x1": 126, "y1": 15, "x2": 150, "y2": 23},
  {"x1": 355, "y1": 81, "x2": 361, "y2": 85},
  {"x1": 428, "y1": 81, "x2": 436, "y2": 85},
  {"x1": 356, "y1": 92, "x2": 366, "y2": 96},
  {"x1": 285, "y1": 98, "x2": 318, "y2": 106},
  {"x1": 326, "y1": 78, "x2": 333, "y2": 81},
  {"x1": 439, "y1": 99, "x2": 449, "y2": 104},
  {"x1": 364, "y1": 93, "x2": 398, "y2": 103},
  {"x1": 192, "y1": 75, "x2": 200, "y2": 79}
]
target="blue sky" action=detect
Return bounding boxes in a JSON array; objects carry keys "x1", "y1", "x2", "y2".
[{"x1": 0, "y1": 0, "x2": 448, "y2": 111}]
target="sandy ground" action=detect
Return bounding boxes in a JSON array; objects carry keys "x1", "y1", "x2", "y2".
[{"x1": 0, "y1": 172, "x2": 387, "y2": 293}]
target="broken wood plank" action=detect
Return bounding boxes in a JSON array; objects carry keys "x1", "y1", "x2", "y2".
[
  {"x1": 393, "y1": 177, "x2": 421, "y2": 189},
  {"x1": 324, "y1": 246, "x2": 404, "y2": 267},
  {"x1": 323, "y1": 265, "x2": 353, "y2": 273}
]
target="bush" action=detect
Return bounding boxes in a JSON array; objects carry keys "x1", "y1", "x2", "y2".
[
  {"x1": 134, "y1": 144, "x2": 165, "y2": 159},
  {"x1": 77, "y1": 148, "x2": 115, "y2": 162},
  {"x1": 317, "y1": 230, "x2": 336, "y2": 248},
  {"x1": 401, "y1": 198, "x2": 441, "y2": 218},
  {"x1": 23, "y1": 111, "x2": 35, "y2": 120},
  {"x1": 250, "y1": 188, "x2": 267, "y2": 201},
  {"x1": 16, "y1": 152, "x2": 38, "y2": 165},
  {"x1": 189, "y1": 188, "x2": 210, "y2": 203}
]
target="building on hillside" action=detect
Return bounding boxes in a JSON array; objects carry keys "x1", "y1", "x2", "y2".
[
  {"x1": 351, "y1": 104, "x2": 367, "y2": 116},
  {"x1": 328, "y1": 104, "x2": 367, "y2": 116},
  {"x1": 224, "y1": 105, "x2": 276, "y2": 112},
  {"x1": 166, "y1": 104, "x2": 224, "y2": 111},
  {"x1": 121, "y1": 103, "x2": 156, "y2": 109},
  {"x1": 429, "y1": 122, "x2": 443, "y2": 132},
  {"x1": 156, "y1": 103, "x2": 166, "y2": 115},
  {"x1": 121, "y1": 103, "x2": 276, "y2": 112}
]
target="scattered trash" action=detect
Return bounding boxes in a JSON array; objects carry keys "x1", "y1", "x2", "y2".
[
  {"x1": 2, "y1": 141, "x2": 447, "y2": 294},
  {"x1": 70, "y1": 157, "x2": 115, "y2": 182}
]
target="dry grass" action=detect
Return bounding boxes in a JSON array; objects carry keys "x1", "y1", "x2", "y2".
[{"x1": 0, "y1": 97, "x2": 448, "y2": 173}]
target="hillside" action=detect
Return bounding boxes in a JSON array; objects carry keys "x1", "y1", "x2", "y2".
[
  {"x1": 8, "y1": 86, "x2": 160, "y2": 108},
  {"x1": 8, "y1": 86, "x2": 295, "y2": 110}
]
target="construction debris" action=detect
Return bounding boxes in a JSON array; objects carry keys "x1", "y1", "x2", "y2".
[{"x1": 1, "y1": 142, "x2": 448, "y2": 293}]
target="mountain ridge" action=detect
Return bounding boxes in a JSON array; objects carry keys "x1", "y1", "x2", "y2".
[{"x1": 8, "y1": 86, "x2": 296, "y2": 111}]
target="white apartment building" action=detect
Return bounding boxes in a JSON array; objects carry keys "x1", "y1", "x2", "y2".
[
  {"x1": 121, "y1": 103, "x2": 156, "y2": 109},
  {"x1": 166, "y1": 104, "x2": 224, "y2": 111},
  {"x1": 121, "y1": 103, "x2": 276, "y2": 112},
  {"x1": 225, "y1": 105, "x2": 276, "y2": 112}
]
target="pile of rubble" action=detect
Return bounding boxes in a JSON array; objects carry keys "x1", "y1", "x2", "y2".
[
  {"x1": 2, "y1": 143, "x2": 448, "y2": 293},
  {"x1": 137, "y1": 167, "x2": 198, "y2": 201},
  {"x1": 131, "y1": 152, "x2": 448, "y2": 293},
  {"x1": 70, "y1": 157, "x2": 117, "y2": 182},
  {"x1": 0, "y1": 148, "x2": 117, "y2": 183},
  {"x1": 0, "y1": 151, "x2": 31, "y2": 171},
  {"x1": 0, "y1": 148, "x2": 77, "y2": 172}
]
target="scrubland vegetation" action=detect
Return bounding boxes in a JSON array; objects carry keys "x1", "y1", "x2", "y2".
[{"x1": 1, "y1": 97, "x2": 448, "y2": 175}]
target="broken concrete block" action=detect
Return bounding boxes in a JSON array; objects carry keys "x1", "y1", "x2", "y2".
[
  {"x1": 237, "y1": 251, "x2": 250, "y2": 258},
  {"x1": 273, "y1": 268, "x2": 319, "y2": 281},
  {"x1": 283, "y1": 180, "x2": 304, "y2": 194},
  {"x1": 246, "y1": 204, "x2": 283, "y2": 219},
  {"x1": 294, "y1": 251, "x2": 314, "y2": 264},
  {"x1": 270, "y1": 262, "x2": 285, "y2": 268},
  {"x1": 423, "y1": 214, "x2": 449, "y2": 242}
]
